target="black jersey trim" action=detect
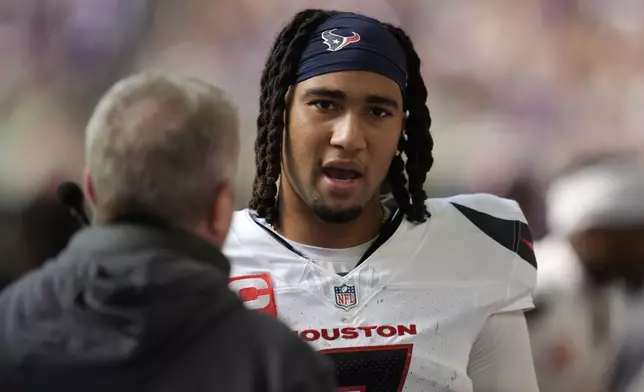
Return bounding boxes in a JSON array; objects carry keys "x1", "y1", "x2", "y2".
[{"x1": 450, "y1": 202, "x2": 537, "y2": 269}]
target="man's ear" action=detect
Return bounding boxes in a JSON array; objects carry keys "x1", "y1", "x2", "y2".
[
  {"x1": 206, "y1": 179, "x2": 236, "y2": 248},
  {"x1": 84, "y1": 168, "x2": 97, "y2": 207}
]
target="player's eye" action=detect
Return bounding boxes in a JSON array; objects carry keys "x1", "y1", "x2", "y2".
[
  {"x1": 368, "y1": 107, "x2": 392, "y2": 118},
  {"x1": 309, "y1": 100, "x2": 337, "y2": 111}
]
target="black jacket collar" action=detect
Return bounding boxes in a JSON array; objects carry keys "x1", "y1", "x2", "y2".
[{"x1": 68, "y1": 216, "x2": 230, "y2": 277}]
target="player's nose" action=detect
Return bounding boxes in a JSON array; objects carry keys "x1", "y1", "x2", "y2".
[{"x1": 329, "y1": 113, "x2": 366, "y2": 152}]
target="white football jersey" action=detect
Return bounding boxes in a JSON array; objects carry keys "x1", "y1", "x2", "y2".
[{"x1": 224, "y1": 194, "x2": 537, "y2": 392}]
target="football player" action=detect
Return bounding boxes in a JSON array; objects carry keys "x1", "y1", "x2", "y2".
[{"x1": 225, "y1": 9, "x2": 539, "y2": 392}]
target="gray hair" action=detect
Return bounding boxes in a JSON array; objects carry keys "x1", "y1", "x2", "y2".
[{"x1": 85, "y1": 72, "x2": 239, "y2": 225}]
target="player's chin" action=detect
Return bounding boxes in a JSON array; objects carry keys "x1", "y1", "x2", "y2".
[{"x1": 311, "y1": 201, "x2": 364, "y2": 224}]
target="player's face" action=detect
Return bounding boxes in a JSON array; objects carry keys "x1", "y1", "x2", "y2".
[{"x1": 282, "y1": 71, "x2": 404, "y2": 223}]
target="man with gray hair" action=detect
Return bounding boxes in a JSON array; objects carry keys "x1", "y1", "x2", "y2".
[{"x1": 0, "y1": 73, "x2": 335, "y2": 392}]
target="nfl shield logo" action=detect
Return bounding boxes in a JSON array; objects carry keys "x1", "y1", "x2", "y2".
[{"x1": 334, "y1": 284, "x2": 357, "y2": 311}]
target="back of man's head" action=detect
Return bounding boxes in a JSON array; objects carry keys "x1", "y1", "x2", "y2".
[{"x1": 84, "y1": 73, "x2": 239, "y2": 246}]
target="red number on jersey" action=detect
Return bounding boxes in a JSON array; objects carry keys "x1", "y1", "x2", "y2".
[
  {"x1": 320, "y1": 344, "x2": 413, "y2": 392},
  {"x1": 228, "y1": 274, "x2": 277, "y2": 317}
]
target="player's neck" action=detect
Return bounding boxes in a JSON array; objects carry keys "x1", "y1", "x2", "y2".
[{"x1": 276, "y1": 196, "x2": 384, "y2": 249}]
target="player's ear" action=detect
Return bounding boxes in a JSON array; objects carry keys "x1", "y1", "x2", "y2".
[{"x1": 283, "y1": 86, "x2": 293, "y2": 124}]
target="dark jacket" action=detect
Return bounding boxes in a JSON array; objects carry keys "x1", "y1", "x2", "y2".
[{"x1": 0, "y1": 223, "x2": 335, "y2": 392}]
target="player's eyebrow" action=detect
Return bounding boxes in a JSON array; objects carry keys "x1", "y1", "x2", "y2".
[
  {"x1": 365, "y1": 95, "x2": 399, "y2": 110},
  {"x1": 303, "y1": 88, "x2": 400, "y2": 110},
  {"x1": 302, "y1": 88, "x2": 346, "y2": 100}
]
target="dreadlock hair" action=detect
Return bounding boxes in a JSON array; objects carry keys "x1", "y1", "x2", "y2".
[{"x1": 250, "y1": 9, "x2": 434, "y2": 225}]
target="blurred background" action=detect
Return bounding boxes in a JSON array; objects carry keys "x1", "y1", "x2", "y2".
[
  {"x1": 2, "y1": 0, "x2": 644, "y2": 216},
  {"x1": 2, "y1": 1, "x2": 644, "y2": 391}
]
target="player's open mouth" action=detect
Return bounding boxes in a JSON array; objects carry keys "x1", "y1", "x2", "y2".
[
  {"x1": 322, "y1": 167, "x2": 362, "y2": 182},
  {"x1": 321, "y1": 161, "x2": 365, "y2": 193}
]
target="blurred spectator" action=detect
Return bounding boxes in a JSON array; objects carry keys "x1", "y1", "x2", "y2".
[
  {"x1": 0, "y1": 196, "x2": 82, "y2": 290},
  {"x1": 502, "y1": 174, "x2": 547, "y2": 241},
  {"x1": 0, "y1": 73, "x2": 335, "y2": 392},
  {"x1": 527, "y1": 154, "x2": 644, "y2": 392}
]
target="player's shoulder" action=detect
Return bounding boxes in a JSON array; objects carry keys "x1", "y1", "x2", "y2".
[
  {"x1": 423, "y1": 193, "x2": 536, "y2": 269},
  {"x1": 224, "y1": 209, "x2": 305, "y2": 278},
  {"x1": 228, "y1": 209, "x2": 254, "y2": 236},
  {"x1": 425, "y1": 192, "x2": 525, "y2": 222},
  {"x1": 420, "y1": 193, "x2": 537, "y2": 311},
  {"x1": 223, "y1": 209, "x2": 269, "y2": 266}
]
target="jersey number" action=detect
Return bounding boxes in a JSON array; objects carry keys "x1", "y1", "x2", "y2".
[{"x1": 320, "y1": 344, "x2": 413, "y2": 392}]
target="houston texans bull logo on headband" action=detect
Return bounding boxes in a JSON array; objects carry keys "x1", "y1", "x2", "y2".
[{"x1": 321, "y1": 29, "x2": 361, "y2": 52}]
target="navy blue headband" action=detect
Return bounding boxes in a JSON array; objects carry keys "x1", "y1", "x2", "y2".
[{"x1": 294, "y1": 14, "x2": 408, "y2": 93}]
